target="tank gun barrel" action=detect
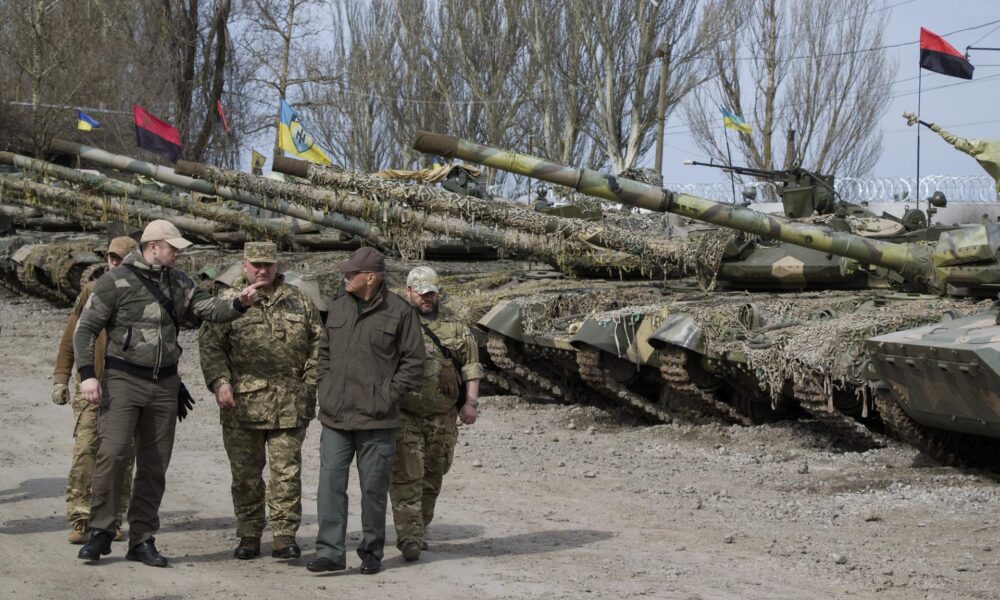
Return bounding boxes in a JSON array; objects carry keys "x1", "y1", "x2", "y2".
[
  {"x1": 271, "y1": 155, "x2": 686, "y2": 274},
  {"x1": 49, "y1": 139, "x2": 381, "y2": 245},
  {"x1": 173, "y1": 160, "x2": 645, "y2": 275},
  {"x1": 0, "y1": 151, "x2": 320, "y2": 244},
  {"x1": 413, "y1": 132, "x2": 934, "y2": 287}
]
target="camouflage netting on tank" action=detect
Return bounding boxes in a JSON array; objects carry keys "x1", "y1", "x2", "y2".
[
  {"x1": 1, "y1": 162, "x2": 298, "y2": 244},
  {"x1": 683, "y1": 228, "x2": 752, "y2": 290},
  {"x1": 661, "y1": 291, "x2": 989, "y2": 405},
  {"x1": 298, "y1": 166, "x2": 689, "y2": 278},
  {"x1": 194, "y1": 166, "x2": 643, "y2": 276}
]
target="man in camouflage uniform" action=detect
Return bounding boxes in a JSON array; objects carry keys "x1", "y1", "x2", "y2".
[
  {"x1": 904, "y1": 111, "x2": 1000, "y2": 193},
  {"x1": 390, "y1": 266, "x2": 482, "y2": 562},
  {"x1": 198, "y1": 242, "x2": 322, "y2": 561},
  {"x1": 52, "y1": 236, "x2": 137, "y2": 544},
  {"x1": 75, "y1": 220, "x2": 263, "y2": 567}
]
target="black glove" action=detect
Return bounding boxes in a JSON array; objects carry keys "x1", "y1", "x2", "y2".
[{"x1": 177, "y1": 382, "x2": 195, "y2": 422}]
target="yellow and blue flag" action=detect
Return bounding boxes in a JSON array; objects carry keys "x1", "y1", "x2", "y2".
[
  {"x1": 721, "y1": 106, "x2": 752, "y2": 133},
  {"x1": 277, "y1": 98, "x2": 331, "y2": 165},
  {"x1": 76, "y1": 110, "x2": 100, "y2": 131}
]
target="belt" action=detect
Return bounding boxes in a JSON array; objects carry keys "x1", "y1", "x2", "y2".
[{"x1": 105, "y1": 356, "x2": 178, "y2": 381}]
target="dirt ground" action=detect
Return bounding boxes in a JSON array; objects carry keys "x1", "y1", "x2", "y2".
[{"x1": 0, "y1": 294, "x2": 997, "y2": 600}]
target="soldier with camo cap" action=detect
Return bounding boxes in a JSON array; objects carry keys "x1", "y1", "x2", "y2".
[
  {"x1": 198, "y1": 241, "x2": 322, "y2": 561},
  {"x1": 52, "y1": 236, "x2": 137, "y2": 544},
  {"x1": 390, "y1": 266, "x2": 483, "y2": 563}
]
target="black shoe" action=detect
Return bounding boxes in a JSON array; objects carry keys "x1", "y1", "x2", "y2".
[
  {"x1": 421, "y1": 540, "x2": 429, "y2": 551},
  {"x1": 271, "y1": 536, "x2": 301, "y2": 559},
  {"x1": 400, "y1": 540, "x2": 421, "y2": 562},
  {"x1": 359, "y1": 552, "x2": 381, "y2": 575},
  {"x1": 233, "y1": 537, "x2": 261, "y2": 560},
  {"x1": 306, "y1": 556, "x2": 345, "y2": 573},
  {"x1": 77, "y1": 529, "x2": 113, "y2": 561},
  {"x1": 125, "y1": 538, "x2": 168, "y2": 567}
]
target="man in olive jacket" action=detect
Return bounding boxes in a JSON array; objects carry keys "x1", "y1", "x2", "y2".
[
  {"x1": 74, "y1": 220, "x2": 264, "y2": 567},
  {"x1": 307, "y1": 247, "x2": 425, "y2": 576}
]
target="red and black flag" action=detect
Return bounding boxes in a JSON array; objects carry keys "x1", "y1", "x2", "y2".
[
  {"x1": 132, "y1": 104, "x2": 182, "y2": 162},
  {"x1": 215, "y1": 99, "x2": 231, "y2": 133},
  {"x1": 919, "y1": 27, "x2": 974, "y2": 80}
]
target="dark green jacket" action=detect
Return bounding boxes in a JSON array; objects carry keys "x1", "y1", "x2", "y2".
[{"x1": 317, "y1": 286, "x2": 425, "y2": 430}]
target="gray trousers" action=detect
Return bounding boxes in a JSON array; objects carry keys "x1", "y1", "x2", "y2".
[
  {"x1": 90, "y1": 369, "x2": 179, "y2": 549},
  {"x1": 315, "y1": 426, "x2": 397, "y2": 565}
]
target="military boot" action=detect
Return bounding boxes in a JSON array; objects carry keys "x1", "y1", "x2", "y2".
[
  {"x1": 271, "y1": 536, "x2": 301, "y2": 559},
  {"x1": 68, "y1": 520, "x2": 89, "y2": 545},
  {"x1": 233, "y1": 537, "x2": 261, "y2": 560},
  {"x1": 77, "y1": 529, "x2": 113, "y2": 561},
  {"x1": 401, "y1": 540, "x2": 421, "y2": 562}
]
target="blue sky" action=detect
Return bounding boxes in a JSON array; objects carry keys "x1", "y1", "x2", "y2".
[{"x1": 663, "y1": 0, "x2": 1000, "y2": 185}]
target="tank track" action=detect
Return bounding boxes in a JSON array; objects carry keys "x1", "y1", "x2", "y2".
[
  {"x1": 657, "y1": 348, "x2": 754, "y2": 426},
  {"x1": 576, "y1": 347, "x2": 675, "y2": 423},
  {"x1": 875, "y1": 387, "x2": 999, "y2": 468},
  {"x1": 78, "y1": 263, "x2": 105, "y2": 289},
  {"x1": 55, "y1": 258, "x2": 80, "y2": 304},
  {"x1": 16, "y1": 264, "x2": 62, "y2": 304},
  {"x1": 790, "y1": 386, "x2": 884, "y2": 452},
  {"x1": 485, "y1": 332, "x2": 562, "y2": 400}
]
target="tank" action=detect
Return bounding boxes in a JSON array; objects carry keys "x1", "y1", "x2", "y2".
[{"x1": 412, "y1": 131, "x2": 1000, "y2": 465}]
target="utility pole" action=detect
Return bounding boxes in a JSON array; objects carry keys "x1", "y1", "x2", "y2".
[{"x1": 654, "y1": 41, "x2": 671, "y2": 177}]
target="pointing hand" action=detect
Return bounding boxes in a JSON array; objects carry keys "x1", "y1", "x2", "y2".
[{"x1": 238, "y1": 280, "x2": 267, "y2": 307}]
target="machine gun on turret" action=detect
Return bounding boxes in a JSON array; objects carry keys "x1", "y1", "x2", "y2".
[{"x1": 684, "y1": 160, "x2": 838, "y2": 219}]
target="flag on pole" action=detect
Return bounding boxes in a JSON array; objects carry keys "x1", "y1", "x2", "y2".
[
  {"x1": 215, "y1": 99, "x2": 231, "y2": 133},
  {"x1": 76, "y1": 110, "x2": 101, "y2": 131},
  {"x1": 277, "y1": 98, "x2": 331, "y2": 165},
  {"x1": 251, "y1": 149, "x2": 266, "y2": 175},
  {"x1": 919, "y1": 27, "x2": 974, "y2": 80},
  {"x1": 721, "y1": 106, "x2": 752, "y2": 133},
  {"x1": 132, "y1": 104, "x2": 182, "y2": 162}
]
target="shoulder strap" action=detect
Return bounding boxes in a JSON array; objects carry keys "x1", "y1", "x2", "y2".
[
  {"x1": 419, "y1": 321, "x2": 462, "y2": 370},
  {"x1": 123, "y1": 264, "x2": 179, "y2": 332}
]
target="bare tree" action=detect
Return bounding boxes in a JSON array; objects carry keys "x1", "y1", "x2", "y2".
[
  {"x1": 234, "y1": 0, "x2": 334, "y2": 156},
  {"x1": 684, "y1": 0, "x2": 896, "y2": 176},
  {"x1": 572, "y1": 0, "x2": 736, "y2": 173}
]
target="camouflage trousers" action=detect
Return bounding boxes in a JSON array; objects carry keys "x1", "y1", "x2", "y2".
[
  {"x1": 389, "y1": 410, "x2": 458, "y2": 548},
  {"x1": 222, "y1": 425, "x2": 308, "y2": 539},
  {"x1": 66, "y1": 393, "x2": 134, "y2": 526}
]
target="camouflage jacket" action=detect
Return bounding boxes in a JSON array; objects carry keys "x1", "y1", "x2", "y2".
[
  {"x1": 73, "y1": 251, "x2": 246, "y2": 380},
  {"x1": 53, "y1": 281, "x2": 106, "y2": 385},
  {"x1": 198, "y1": 274, "x2": 322, "y2": 429},
  {"x1": 402, "y1": 310, "x2": 485, "y2": 417},
  {"x1": 931, "y1": 123, "x2": 1000, "y2": 192}
]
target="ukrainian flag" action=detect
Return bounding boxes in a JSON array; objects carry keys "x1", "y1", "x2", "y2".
[
  {"x1": 277, "y1": 98, "x2": 331, "y2": 165},
  {"x1": 77, "y1": 110, "x2": 100, "y2": 131},
  {"x1": 721, "y1": 106, "x2": 752, "y2": 133}
]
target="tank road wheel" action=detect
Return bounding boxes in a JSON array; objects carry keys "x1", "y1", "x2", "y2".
[
  {"x1": 874, "y1": 387, "x2": 1000, "y2": 468},
  {"x1": 78, "y1": 263, "x2": 107, "y2": 289}
]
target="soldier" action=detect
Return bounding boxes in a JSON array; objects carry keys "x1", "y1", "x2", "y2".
[
  {"x1": 198, "y1": 242, "x2": 322, "y2": 561},
  {"x1": 904, "y1": 111, "x2": 1000, "y2": 193},
  {"x1": 52, "y1": 236, "x2": 137, "y2": 544},
  {"x1": 390, "y1": 266, "x2": 482, "y2": 562},
  {"x1": 307, "y1": 247, "x2": 425, "y2": 576},
  {"x1": 74, "y1": 219, "x2": 263, "y2": 567}
]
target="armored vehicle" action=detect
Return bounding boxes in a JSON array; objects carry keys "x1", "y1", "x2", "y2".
[{"x1": 412, "y1": 131, "x2": 1000, "y2": 465}]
